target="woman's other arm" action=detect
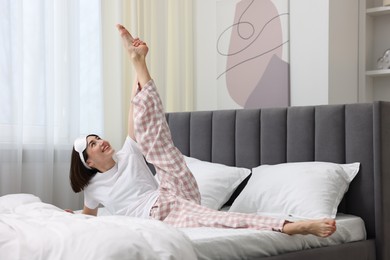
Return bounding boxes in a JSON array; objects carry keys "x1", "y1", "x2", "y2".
[
  {"x1": 128, "y1": 79, "x2": 139, "y2": 140},
  {"x1": 82, "y1": 205, "x2": 98, "y2": 216}
]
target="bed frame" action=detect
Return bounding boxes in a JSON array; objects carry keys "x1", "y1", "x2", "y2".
[{"x1": 166, "y1": 101, "x2": 390, "y2": 260}]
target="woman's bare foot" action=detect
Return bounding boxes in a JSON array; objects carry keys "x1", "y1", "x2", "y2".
[
  {"x1": 116, "y1": 24, "x2": 149, "y2": 60},
  {"x1": 282, "y1": 218, "x2": 336, "y2": 237},
  {"x1": 116, "y1": 24, "x2": 152, "y2": 87}
]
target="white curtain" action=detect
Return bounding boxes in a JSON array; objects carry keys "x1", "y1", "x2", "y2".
[
  {"x1": 101, "y1": 0, "x2": 195, "y2": 150},
  {"x1": 122, "y1": 0, "x2": 195, "y2": 113},
  {"x1": 0, "y1": 0, "x2": 103, "y2": 210}
]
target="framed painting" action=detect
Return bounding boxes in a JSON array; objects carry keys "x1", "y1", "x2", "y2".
[{"x1": 216, "y1": 0, "x2": 289, "y2": 109}]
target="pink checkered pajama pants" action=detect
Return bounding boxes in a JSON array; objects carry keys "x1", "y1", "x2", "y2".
[{"x1": 132, "y1": 80, "x2": 285, "y2": 232}]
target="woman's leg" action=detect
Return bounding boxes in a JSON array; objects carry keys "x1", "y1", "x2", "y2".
[
  {"x1": 131, "y1": 81, "x2": 201, "y2": 202},
  {"x1": 117, "y1": 24, "x2": 201, "y2": 220},
  {"x1": 164, "y1": 198, "x2": 336, "y2": 237},
  {"x1": 164, "y1": 198, "x2": 285, "y2": 231}
]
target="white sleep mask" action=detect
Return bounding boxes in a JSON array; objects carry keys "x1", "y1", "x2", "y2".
[{"x1": 74, "y1": 136, "x2": 92, "y2": 170}]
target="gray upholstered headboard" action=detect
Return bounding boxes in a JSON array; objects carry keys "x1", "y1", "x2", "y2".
[{"x1": 166, "y1": 101, "x2": 390, "y2": 260}]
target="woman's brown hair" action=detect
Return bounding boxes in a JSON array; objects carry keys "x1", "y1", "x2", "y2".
[{"x1": 69, "y1": 139, "x2": 98, "y2": 193}]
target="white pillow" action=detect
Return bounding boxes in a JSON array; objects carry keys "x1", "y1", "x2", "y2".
[
  {"x1": 229, "y1": 161, "x2": 360, "y2": 219},
  {"x1": 184, "y1": 156, "x2": 251, "y2": 210}
]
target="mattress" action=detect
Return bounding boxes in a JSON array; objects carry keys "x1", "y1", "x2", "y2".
[
  {"x1": 180, "y1": 214, "x2": 366, "y2": 260},
  {"x1": 93, "y1": 208, "x2": 366, "y2": 259}
]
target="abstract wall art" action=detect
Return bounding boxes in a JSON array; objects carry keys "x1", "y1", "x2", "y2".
[{"x1": 217, "y1": 0, "x2": 289, "y2": 109}]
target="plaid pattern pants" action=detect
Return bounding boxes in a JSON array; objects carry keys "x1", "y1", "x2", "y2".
[{"x1": 132, "y1": 80, "x2": 284, "y2": 232}]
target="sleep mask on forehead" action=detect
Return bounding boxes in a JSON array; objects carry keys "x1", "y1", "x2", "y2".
[{"x1": 74, "y1": 136, "x2": 92, "y2": 170}]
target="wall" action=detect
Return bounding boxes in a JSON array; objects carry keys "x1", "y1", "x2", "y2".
[
  {"x1": 328, "y1": 0, "x2": 359, "y2": 104},
  {"x1": 195, "y1": 0, "x2": 218, "y2": 111},
  {"x1": 289, "y1": 0, "x2": 329, "y2": 106}
]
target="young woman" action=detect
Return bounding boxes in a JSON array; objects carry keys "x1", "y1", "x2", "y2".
[{"x1": 69, "y1": 24, "x2": 336, "y2": 237}]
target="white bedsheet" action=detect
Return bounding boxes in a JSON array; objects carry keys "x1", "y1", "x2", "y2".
[
  {"x1": 0, "y1": 194, "x2": 196, "y2": 260},
  {"x1": 181, "y1": 214, "x2": 366, "y2": 260}
]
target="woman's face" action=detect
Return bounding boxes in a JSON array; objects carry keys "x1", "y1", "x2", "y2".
[{"x1": 85, "y1": 135, "x2": 115, "y2": 169}]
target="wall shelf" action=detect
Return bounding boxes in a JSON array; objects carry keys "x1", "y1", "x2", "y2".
[
  {"x1": 359, "y1": 0, "x2": 390, "y2": 102},
  {"x1": 367, "y1": 6, "x2": 390, "y2": 16},
  {"x1": 366, "y1": 69, "x2": 390, "y2": 77}
]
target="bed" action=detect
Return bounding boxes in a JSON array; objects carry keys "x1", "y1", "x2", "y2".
[
  {"x1": 164, "y1": 101, "x2": 390, "y2": 260},
  {"x1": 1, "y1": 101, "x2": 390, "y2": 260}
]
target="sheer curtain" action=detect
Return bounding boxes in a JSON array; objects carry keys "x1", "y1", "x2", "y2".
[
  {"x1": 0, "y1": 0, "x2": 103, "y2": 210},
  {"x1": 100, "y1": 0, "x2": 195, "y2": 151},
  {"x1": 122, "y1": 0, "x2": 195, "y2": 112}
]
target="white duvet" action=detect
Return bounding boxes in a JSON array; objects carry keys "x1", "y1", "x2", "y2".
[{"x1": 0, "y1": 194, "x2": 197, "y2": 260}]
